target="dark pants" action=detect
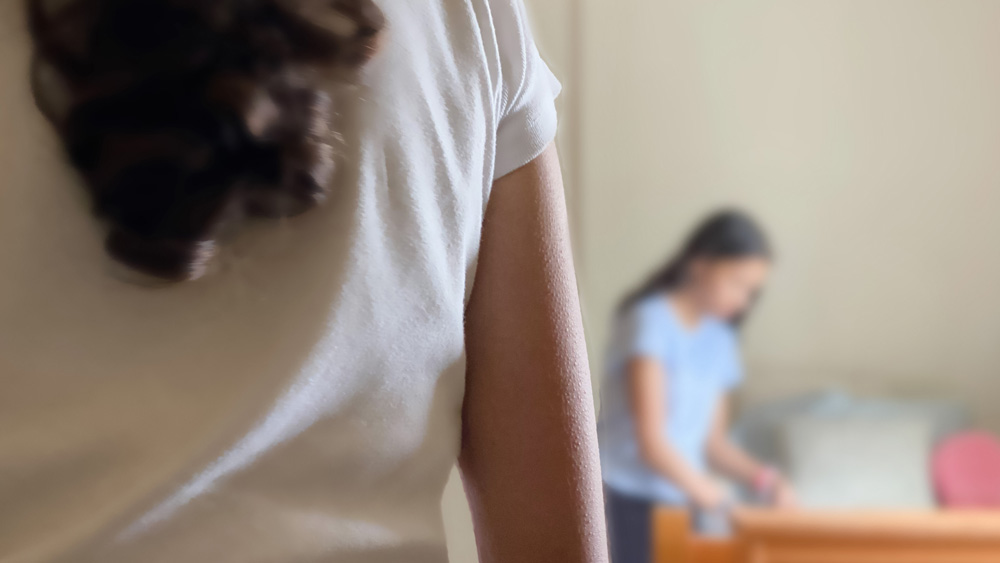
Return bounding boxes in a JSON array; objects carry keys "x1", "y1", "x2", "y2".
[{"x1": 604, "y1": 487, "x2": 653, "y2": 563}]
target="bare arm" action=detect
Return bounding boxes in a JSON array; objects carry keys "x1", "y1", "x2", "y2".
[
  {"x1": 706, "y1": 396, "x2": 766, "y2": 485},
  {"x1": 627, "y1": 357, "x2": 725, "y2": 510},
  {"x1": 706, "y1": 397, "x2": 797, "y2": 507},
  {"x1": 459, "y1": 144, "x2": 607, "y2": 563}
]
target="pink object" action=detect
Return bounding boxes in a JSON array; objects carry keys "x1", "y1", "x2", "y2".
[
  {"x1": 933, "y1": 432, "x2": 1000, "y2": 508},
  {"x1": 753, "y1": 466, "x2": 780, "y2": 496}
]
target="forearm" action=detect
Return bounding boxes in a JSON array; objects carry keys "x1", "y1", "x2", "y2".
[
  {"x1": 707, "y1": 437, "x2": 767, "y2": 486},
  {"x1": 639, "y1": 437, "x2": 714, "y2": 498}
]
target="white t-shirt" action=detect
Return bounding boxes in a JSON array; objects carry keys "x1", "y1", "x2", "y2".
[{"x1": 0, "y1": 0, "x2": 560, "y2": 561}]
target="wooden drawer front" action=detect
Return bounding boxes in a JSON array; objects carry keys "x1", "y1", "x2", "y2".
[
  {"x1": 746, "y1": 542, "x2": 1000, "y2": 563},
  {"x1": 738, "y1": 510, "x2": 1000, "y2": 563}
]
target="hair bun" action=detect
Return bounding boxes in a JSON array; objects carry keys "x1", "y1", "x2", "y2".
[{"x1": 28, "y1": 0, "x2": 385, "y2": 281}]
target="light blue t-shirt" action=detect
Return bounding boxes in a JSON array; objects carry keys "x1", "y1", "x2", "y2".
[{"x1": 598, "y1": 295, "x2": 743, "y2": 504}]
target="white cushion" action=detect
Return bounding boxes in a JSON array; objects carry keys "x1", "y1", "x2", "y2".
[{"x1": 782, "y1": 413, "x2": 936, "y2": 509}]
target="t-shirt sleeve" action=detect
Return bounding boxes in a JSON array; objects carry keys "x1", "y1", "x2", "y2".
[
  {"x1": 491, "y1": 0, "x2": 563, "y2": 180},
  {"x1": 620, "y1": 302, "x2": 667, "y2": 361}
]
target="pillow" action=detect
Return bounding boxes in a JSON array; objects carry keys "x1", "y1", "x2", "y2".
[
  {"x1": 849, "y1": 400, "x2": 971, "y2": 445},
  {"x1": 732, "y1": 390, "x2": 853, "y2": 468},
  {"x1": 734, "y1": 391, "x2": 971, "y2": 471},
  {"x1": 781, "y1": 413, "x2": 936, "y2": 509}
]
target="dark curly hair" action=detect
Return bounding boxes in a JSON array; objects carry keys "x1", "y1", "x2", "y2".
[{"x1": 27, "y1": 0, "x2": 385, "y2": 281}]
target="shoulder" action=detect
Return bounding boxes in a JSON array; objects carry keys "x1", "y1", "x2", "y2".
[
  {"x1": 626, "y1": 296, "x2": 666, "y2": 324},
  {"x1": 609, "y1": 297, "x2": 673, "y2": 362},
  {"x1": 620, "y1": 297, "x2": 675, "y2": 341}
]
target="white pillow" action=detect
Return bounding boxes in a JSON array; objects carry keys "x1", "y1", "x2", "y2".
[{"x1": 781, "y1": 413, "x2": 936, "y2": 509}]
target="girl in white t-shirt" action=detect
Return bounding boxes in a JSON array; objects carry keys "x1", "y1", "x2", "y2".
[{"x1": 0, "y1": 1, "x2": 607, "y2": 561}]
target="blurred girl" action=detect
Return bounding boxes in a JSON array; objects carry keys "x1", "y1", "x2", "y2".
[{"x1": 599, "y1": 210, "x2": 795, "y2": 563}]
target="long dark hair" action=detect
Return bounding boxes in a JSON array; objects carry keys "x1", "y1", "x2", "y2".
[
  {"x1": 26, "y1": 0, "x2": 385, "y2": 281},
  {"x1": 618, "y1": 209, "x2": 772, "y2": 325}
]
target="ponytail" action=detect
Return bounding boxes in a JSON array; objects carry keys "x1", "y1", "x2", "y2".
[{"x1": 618, "y1": 209, "x2": 772, "y2": 325}]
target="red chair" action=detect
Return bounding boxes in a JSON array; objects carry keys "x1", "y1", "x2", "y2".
[{"x1": 933, "y1": 432, "x2": 1000, "y2": 508}]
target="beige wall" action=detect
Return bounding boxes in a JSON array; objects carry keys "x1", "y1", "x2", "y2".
[{"x1": 578, "y1": 0, "x2": 1000, "y2": 431}]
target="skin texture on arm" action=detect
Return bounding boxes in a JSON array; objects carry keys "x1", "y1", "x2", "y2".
[
  {"x1": 627, "y1": 356, "x2": 725, "y2": 510},
  {"x1": 459, "y1": 144, "x2": 608, "y2": 563}
]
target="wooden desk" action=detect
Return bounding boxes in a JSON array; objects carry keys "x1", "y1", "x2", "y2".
[
  {"x1": 734, "y1": 510, "x2": 1000, "y2": 563},
  {"x1": 653, "y1": 508, "x2": 737, "y2": 563}
]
